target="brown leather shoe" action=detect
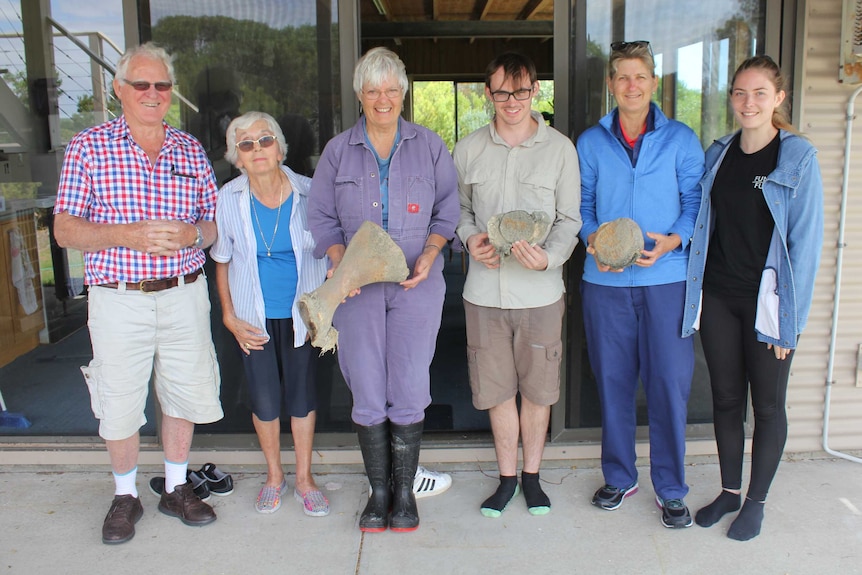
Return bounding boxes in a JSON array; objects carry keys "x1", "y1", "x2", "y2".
[
  {"x1": 102, "y1": 494, "x2": 143, "y2": 544},
  {"x1": 158, "y1": 481, "x2": 217, "y2": 526}
]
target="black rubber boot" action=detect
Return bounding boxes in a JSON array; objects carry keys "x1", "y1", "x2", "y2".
[
  {"x1": 389, "y1": 421, "x2": 423, "y2": 532},
  {"x1": 356, "y1": 422, "x2": 391, "y2": 532}
]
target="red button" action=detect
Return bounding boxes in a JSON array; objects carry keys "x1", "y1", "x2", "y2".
[{"x1": 407, "y1": 203, "x2": 420, "y2": 213}]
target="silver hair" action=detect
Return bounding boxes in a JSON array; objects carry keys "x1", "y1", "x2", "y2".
[
  {"x1": 115, "y1": 42, "x2": 176, "y2": 83},
  {"x1": 352, "y1": 47, "x2": 409, "y2": 97},
  {"x1": 224, "y1": 111, "x2": 288, "y2": 171}
]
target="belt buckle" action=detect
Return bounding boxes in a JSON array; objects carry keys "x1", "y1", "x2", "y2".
[{"x1": 139, "y1": 278, "x2": 158, "y2": 293}]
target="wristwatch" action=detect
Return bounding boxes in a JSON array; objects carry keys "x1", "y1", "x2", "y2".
[{"x1": 193, "y1": 224, "x2": 204, "y2": 248}]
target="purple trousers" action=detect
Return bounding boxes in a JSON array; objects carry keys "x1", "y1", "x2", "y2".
[{"x1": 332, "y1": 270, "x2": 445, "y2": 426}]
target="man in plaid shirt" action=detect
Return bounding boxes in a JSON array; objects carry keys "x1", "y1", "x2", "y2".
[{"x1": 54, "y1": 43, "x2": 223, "y2": 545}]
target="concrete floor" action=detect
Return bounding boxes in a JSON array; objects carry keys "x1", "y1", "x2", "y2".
[{"x1": 2, "y1": 456, "x2": 861, "y2": 575}]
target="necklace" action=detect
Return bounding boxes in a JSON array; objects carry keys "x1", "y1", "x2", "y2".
[{"x1": 250, "y1": 176, "x2": 285, "y2": 257}]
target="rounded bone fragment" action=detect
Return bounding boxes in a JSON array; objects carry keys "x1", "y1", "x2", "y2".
[
  {"x1": 487, "y1": 210, "x2": 551, "y2": 255},
  {"x1": 592, "y1": 217, "x2": 644, "y2": 269},
  {"x1": 298, "y1": 220, "x2": 408, "y2": 353}
]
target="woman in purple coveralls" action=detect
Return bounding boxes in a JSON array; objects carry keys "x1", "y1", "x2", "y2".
[{"x1": 308, "y1": 47, "x2": 459, "y2": 533}]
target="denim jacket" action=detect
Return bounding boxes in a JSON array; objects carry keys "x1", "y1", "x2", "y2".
[
  {"x1": 682, "y1": 130, "x2": 824, "y2": 349},
  {"x1": 308, "y1": 117, "x2": 459, "y2": 271}
]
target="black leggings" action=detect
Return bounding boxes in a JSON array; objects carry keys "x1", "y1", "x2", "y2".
[{"x1": 700, "y1": 291, "x2": 793, "y2": 502}]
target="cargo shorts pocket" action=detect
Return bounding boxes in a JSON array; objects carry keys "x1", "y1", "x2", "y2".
[
  {"x1": 542, "y1": 341, "x2": 563, "y2": 385},
  {"x1": 522, "y1": 340, "x2": 563, "y2": 404},
  {"x1": 80, "y1": 360, "x2": 104, "y2": 419}
]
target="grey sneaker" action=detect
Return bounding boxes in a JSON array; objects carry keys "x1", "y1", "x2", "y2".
[
  {"x1": 591, "y1": 482, "x2": 639, "y2": 510},
  {"x1": 656, "y1": 495, "x2": 693, "y2": 528}
]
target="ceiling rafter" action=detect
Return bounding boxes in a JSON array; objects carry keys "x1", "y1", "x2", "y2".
[
  {"x1": 517, "y1": 0, "x2": 545, "y2": 21},
  {"x1": 476, "y1": 0, "x2": 494, "y2": 21},
  {"x1": 371, "y1": 0, "x2": 393, "y2": 21}
]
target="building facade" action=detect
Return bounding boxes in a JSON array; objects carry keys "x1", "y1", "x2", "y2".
[{"x1": 0, "y1": 0, "x2": 859, "y2": 465}]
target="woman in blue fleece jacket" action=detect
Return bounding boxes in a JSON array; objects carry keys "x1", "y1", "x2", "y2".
[{"x1": 576, "y1": 40, "x2": 704, "y2": 529}]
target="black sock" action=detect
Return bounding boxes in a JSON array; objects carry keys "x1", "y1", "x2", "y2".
[
  {"x1": 481, "y1": 475, "x2": 518, "y2": 514},
  {"x1": 728, "y1": 498, "x2": 765, "y2": 541},
  {"x1": 521, "y1": 472, "x2": 550, "y2": 512},
  {"x1": 695, "y1": 490, "x2": 741, "y2": 527}
]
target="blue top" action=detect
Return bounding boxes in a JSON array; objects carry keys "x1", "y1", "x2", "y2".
[
  {"x1": 576, "y1": 102, "x2": 705, "y2": 287},
  {"x1": 682, "y1": 130, "x2": 824, "y2": 349},
  {"x1": 251, "y1": 194, "x2": 297, "y2": 318}
]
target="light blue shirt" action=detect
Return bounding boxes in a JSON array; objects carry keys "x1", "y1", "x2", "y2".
[
  {"x1": 250, "y1": 194, "x2": 297, "y2": 318},
  {"x1": 211, "y1": 165, "x2": 329, "y2": 347}
]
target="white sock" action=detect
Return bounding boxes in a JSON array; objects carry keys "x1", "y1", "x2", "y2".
[
  {"x1": 113, "y1": 466, "x2": 138, "y2": 497},
  {"x1": 164, "y1": 459, "x2": 188, "y2": 494}
]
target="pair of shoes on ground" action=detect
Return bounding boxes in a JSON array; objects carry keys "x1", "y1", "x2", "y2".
[
  {"x1": 591, "y1": 482, "x2": 692, "y2": 528},
  {"x1": 367, "y1": 466, "x2": 453, "y2": 499},
  {"x1": 256, "y1": 478, "x2": 331, "y2": 517},
  {"x1": 149, "y1": 463, "x2": 234, "y2": 502}
]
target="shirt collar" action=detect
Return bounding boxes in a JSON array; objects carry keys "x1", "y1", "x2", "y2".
[{"x1": 488, "y1": 110, "x2": 548, "y2": 148}]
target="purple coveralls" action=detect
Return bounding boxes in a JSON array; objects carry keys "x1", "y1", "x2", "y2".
[{"x1": 308, "y1": 118, "x2": 459, "y2": 426}]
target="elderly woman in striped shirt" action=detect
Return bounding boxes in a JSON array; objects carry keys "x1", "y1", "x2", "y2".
[{"x1": 211, "y1": 111, "x2": 330, "y2": 517}]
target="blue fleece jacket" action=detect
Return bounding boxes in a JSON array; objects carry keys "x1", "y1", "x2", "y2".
[{"x1": 577, "y1": 103, "x2": 704, "y2": 287}]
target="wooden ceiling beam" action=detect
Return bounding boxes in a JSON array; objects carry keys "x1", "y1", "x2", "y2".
[
  {"x1": 362, "y1": 20, "x2": 553, "y2": 39},
  {"x1": 517, "y1": 0, "x2": 545, "y2": 21},
  {"x1": 371, "y1": 0, "x2": 393, "y2": 21},
  {"x1": 476, "y1": 0, "x2": 494, "y2": 21}
]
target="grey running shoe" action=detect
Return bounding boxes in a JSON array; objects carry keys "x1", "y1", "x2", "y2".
[
  {"x1": 656, "y1": 495, "x2": 693, "y2": 528},
  {"x1": 591, "y1": 482, "x2": 639, "y2": 510}
]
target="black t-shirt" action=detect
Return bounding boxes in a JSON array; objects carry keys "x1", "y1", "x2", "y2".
[{"x1": 703, "y1": 133, "x2": 780, "y2": 298}]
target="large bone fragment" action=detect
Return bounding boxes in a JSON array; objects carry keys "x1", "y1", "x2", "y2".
[{"x1": 298, "y1": 220, "x2": 408, "y2": 353}]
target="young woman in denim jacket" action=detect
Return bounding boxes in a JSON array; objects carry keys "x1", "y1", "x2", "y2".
[{"x1": 682, "y1": 56, "x2": 824, "y2": 541}]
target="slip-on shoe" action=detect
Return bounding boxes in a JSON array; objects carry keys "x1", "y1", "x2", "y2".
[{"x1": 199, "y1": 462, "x2": 234, "y2": 496}]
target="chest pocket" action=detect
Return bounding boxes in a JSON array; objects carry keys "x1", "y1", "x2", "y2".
[
  {"x1": 334, "y1": 176, "x2": 364, "y2": 223},
  {"x1": 403, "y1": 176, "x2": 435, "y2": 234},
  {"x1": 518, "y1": 172, "x2": 556, "y2": 215},
  {"x1": 161, "y1": 158, "x2": 200, "y2": 222},
  {"x1": 463, "y1": 168, "x2": 499, "y2": 227}
]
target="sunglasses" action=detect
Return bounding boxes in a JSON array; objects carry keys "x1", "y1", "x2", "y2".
[
  {"x1": 611, "y1": 40, "x2": 653, "y2": 55},
  {"x1": 235, "y1": 135, "x2": 278, "y2": 152},
  {"x1": 123, "y1": 79, "x2": 173, "y2": 92}
]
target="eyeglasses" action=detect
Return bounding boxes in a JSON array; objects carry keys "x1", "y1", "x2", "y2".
[
  {"x1": 610, "y1": 40, "x2": 653, "y2": 56},
  {"x1": 362, "y1": 87, "x2": 402, "y2": 100},
  {"x1": 235, "y1": 135, "x2": 277, "y2": 152},
  {"x1": 123, "y1": 79, "x2": 173, "y2": 92},
  {"x1": 489, "y1": 87, "x2": 534, "y2": 102}
]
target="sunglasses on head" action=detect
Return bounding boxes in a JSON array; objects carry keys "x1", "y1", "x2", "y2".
[
  {"x1": 611, "y1": 40, "x2": 653, "y2": 55},
  {"x1": 123, "y1": 79, "x2": 173, "y2": 92},
  {"x1": 235, "y1": 135, "x2": 278, "y2": 152}
]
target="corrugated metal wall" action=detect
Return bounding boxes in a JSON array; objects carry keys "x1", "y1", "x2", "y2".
[{"x1": 789, "y1": 0, "x2": 862, "y2": 452}]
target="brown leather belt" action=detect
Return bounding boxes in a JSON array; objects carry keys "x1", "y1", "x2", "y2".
[{"x1": 98, "y1": 269, "x2": 203, "y2": 293}]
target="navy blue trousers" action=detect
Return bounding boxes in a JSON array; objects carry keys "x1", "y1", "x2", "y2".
[{"x1": 582, "y1": 281, "x2": 694, "y2": 500}]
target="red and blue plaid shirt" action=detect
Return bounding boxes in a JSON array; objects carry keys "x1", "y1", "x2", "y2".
[{"x1": 55, "y1": 116, "x2": 218, "y2": 284}]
